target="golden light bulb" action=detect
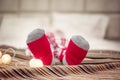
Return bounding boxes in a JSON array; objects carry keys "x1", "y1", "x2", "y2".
[
  {"x1": 29, "y1": 58, "x2": 43, "y2": 68},
  {"x1": 2, "y1": 54, "x2": 12, "y2": 64},
  {"x1": 0, "y1": 51, "x2": 2, "y2": 58}
]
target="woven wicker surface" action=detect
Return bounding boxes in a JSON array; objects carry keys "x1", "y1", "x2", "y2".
[{"x1": 0, "y1": 46, "x2": 120, "y2": 80}]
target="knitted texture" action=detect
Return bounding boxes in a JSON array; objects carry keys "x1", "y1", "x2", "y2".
[
  {"x1": 26, "y1": 29, "x2": 53, "y2": 65},
  {"x1": 26, "y1": 29, "x2": 89, "y2": 65}
]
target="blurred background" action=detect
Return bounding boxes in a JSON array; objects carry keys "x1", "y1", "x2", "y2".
[{"x1": 0, "y1": 0, "x2": 120, "y2": 50}]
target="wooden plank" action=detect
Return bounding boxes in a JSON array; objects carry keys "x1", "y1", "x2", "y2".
[
  {"x1": 82, "y1": 58, "x2": 120, "y2": 64},
  {"x1": 87, "y1": 50, "x2": 120, "y2": 59}
]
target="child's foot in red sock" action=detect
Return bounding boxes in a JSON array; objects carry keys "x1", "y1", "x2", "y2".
[
  {"x1": 26, "y1": 29, "x2": 54, "y2": 65},
  {"x1": 62, "y1": 35, "x2": 89, "y2": 65}
]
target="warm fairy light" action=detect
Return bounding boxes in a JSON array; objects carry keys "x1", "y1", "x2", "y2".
[
  {"x1": 0, "y1": 51, "x2": 2, "y2": 58},
  {"x1": 29, "y1": 58, "x2": 43, "y2": 68},
  {"x1": 1, "y1": 54, "x2": 12, "y2": 64}
]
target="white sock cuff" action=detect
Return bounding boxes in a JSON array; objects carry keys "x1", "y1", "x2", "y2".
[
  {"x1": 62, "y1": 55, "x2": 68, "y2": 65},
  {"x1": 71, "y1": 35, "x2": 89, "y2": 50},
  {"x1": 50, "y1": 53, "x2": 55, "y2": 65},
  {"x1": 26, "y1": 28, "x2": 45, "y2": 43}
]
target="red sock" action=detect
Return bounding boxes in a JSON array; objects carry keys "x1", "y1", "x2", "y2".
[
  {"x1": 62, "y1": 35, "x2": 89, "y2": 65},
  {"x1": 26, "y1": 29, "x2": 54, "y2": 65}
]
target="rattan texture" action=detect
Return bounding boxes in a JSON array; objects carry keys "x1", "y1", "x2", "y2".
[{"x1": 0, "y1": 48, "x2": 120, "y2": 80}]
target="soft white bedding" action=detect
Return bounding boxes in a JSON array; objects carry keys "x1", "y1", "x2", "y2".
[
  {"x1": 0, "y1": 13, "x2": 120, "y2": 51},
  {"x1": 0, "y1": 14, "x2": 50, "y2": 48},
  {"x1": 52, "y1": 13, "x2": 120, "y2": 51}
]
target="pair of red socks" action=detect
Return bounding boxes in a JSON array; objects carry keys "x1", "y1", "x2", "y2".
[{"x1": 26, "y1": 29, "x2": 89, "y2": 65}]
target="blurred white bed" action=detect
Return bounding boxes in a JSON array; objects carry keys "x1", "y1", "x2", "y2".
[
  {"x1": 0, "y1": 13, "x2": 50, "y2": 48},
  {"x1": 0, "y1": 13, "x2": 120, "y2": 51}
]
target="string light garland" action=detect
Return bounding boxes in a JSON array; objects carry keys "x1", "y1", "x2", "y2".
[
  {"x1": 29, "y1": 58, "x2": 44, "y2": 68},
  {"x1": 0, "y1": 48, "x2": 16, "y2": 65}
]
